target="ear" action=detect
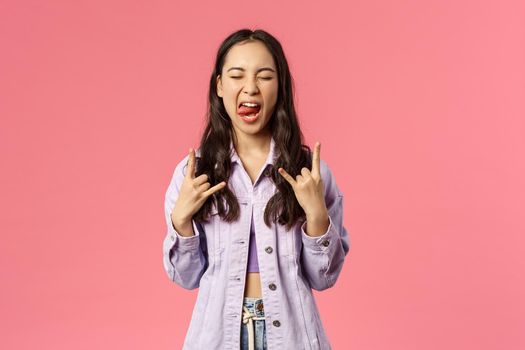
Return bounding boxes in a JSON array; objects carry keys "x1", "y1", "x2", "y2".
[{"x1": 216, "y1": 75, "x2": 222, "y2": 98}]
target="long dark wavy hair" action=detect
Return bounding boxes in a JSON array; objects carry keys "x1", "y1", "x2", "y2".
[{"x1": 192, "y1": 28, "x2": 313, "y2": 231}]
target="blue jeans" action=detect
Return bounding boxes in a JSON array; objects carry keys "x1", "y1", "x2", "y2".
[{"x1": 241, "y1": 297, "x2": 267, "y2": 350}]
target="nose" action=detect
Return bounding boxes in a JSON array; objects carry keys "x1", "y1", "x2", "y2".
[{"x1": 243, "y1": 77, "x2": 260, "y2": 95}]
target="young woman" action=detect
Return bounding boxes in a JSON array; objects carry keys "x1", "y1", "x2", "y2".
[{"x1": 163, "y1": 28, "x2": 350, "y2": 350}]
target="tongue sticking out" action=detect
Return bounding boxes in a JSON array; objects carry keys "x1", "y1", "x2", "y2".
[{"x1": 238, "y1": 105, "x2": 261, "y2": 116}]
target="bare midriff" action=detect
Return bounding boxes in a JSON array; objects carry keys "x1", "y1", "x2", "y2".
[{"x1": 244, "y1": 272, "x2": 263, "y2": 298}]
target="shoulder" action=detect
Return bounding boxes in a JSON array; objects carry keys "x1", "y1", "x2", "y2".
[
  {"x1": 319, "y1": 158, "x2": 331, "y2": 180},
  {"x1": 318, "y1": 158, "x2": 333, "y2": 185},
  {"x1": 319, "y1": 158, "x2": 343, "y2": 198}
]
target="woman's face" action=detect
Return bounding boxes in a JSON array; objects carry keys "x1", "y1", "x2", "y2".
[{"x1": 216, "y1": 40, "x2": 278, "y2": 139}]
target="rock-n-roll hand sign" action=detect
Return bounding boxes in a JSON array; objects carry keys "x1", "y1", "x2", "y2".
[
  {"x1": 171, "y1": 148, "x2": 227, "y2": 230},
  {"x1": 277, "y1": 142, "x2": 329, "y2": 231}
]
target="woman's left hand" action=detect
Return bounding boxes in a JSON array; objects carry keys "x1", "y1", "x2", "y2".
[{"x1": 278, "y1": 141, "x2": 328, "y2": 219}]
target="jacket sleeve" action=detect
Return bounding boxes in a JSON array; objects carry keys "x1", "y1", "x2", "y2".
[
  {"x1": 162, "y1": 155, "x2": 208, "y2": 290},
  {"x1": 298, "y1": 159, "x2": 350, "y2": 291}
]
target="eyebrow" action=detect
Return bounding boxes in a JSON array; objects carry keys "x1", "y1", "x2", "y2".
[{"x1": 226, "y1": 66, "x2": 276, "y2": 73}]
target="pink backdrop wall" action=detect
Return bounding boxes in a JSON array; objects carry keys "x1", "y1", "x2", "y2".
[{"x1": 1, "y1": 0, "x2": 524, "y2": 349}]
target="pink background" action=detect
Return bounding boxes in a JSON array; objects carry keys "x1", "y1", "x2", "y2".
[{"x1": 1, "y1": 0, "x2": 524, "y2": 349}]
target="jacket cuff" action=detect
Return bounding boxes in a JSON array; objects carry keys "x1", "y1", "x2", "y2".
[
  {"x1": 167, "y1": 219, "x2": 201, "y2": 252},
  {"x1": 300, "y1": 215, "x2": 337, "y2": 252}
]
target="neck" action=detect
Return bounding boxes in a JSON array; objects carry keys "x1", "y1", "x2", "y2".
[{"x1": 232, "y1": 131, "x2": 272, "y2": 158}]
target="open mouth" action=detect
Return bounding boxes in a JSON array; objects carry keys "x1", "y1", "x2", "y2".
[
  {"x1": 238, "y1": 109, "x2": 260, "y2": 123},
  {"x1": 237, "y1": 102, "x2": 262, "y2": 117}
]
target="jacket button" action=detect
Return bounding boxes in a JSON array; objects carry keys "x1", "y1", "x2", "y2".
[
  {"x1": 273, "y1": 320, "x2": 281, "y2": 327},
  {"x1": 170, "y1": 235, "x2": 175, "y2": 241},
  {"x1": 321, "y1": 239, "x2": 330, "y2": 247},
  {"x1": 268, "y1": 283, "x2": 277, "y2": 291},
  {"x1": 265, "y1": 246, "x2": 273, "y2": 254}
]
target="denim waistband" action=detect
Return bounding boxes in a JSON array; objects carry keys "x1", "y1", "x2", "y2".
[{"x1": 243, "y1": 297, "x2": 265, "y2": 317}]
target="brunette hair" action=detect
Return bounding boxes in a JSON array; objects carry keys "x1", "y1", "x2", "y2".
[{"x1": 192, "y1": 28, "x2": 312, "y2": 231}]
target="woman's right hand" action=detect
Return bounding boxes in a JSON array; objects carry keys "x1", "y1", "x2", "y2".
[{"x1": 171, "y1": 148, "x2": 227, "y2": 230}]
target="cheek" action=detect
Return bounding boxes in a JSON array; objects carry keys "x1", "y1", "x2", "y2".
[
  {"x1": 220, "y1": 93, "x2": 236, "y2": 110},
  {"x1": 266, "y1": 93, "x2": 278, "y2": 112},
  {"x1": 266, "y1": 85, "x2": 278, "y2": 104}
]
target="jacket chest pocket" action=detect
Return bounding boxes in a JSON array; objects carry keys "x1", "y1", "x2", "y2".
[
  {"x1": 292, "y1": 222, "x2": 304, "y2": 262},
  {"x1": 274, "y1": 221, "x2": 295, "y2": 260},
  {"x1": 210, "y1": 198, "x2": 250, "y2": 260},
  {"x1": 208, "y1": 208, "x2": 224, "y2": 258},
  {"x1": 204, "y1": 207, "x2": 224, "y2": 260}
]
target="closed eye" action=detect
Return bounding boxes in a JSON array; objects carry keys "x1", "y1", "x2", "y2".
[{"x1": 230, "y1": 76, "x2": 273, "y2": 80}]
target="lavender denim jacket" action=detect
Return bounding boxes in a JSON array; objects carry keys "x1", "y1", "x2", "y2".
[{"x1": 163, "y1": 137, "x2": 350, "y2": 349}]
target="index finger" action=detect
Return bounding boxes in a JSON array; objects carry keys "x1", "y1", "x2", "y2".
[
  {"x1": 278, "y1": 167, "x2": 297, "y2": 188},
  {"x1": 311, "y1": 141, "x2": 321, "y2": 177},
  {"x1": 202, "y1": 181, "x2": 227, "y2": 197}
]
